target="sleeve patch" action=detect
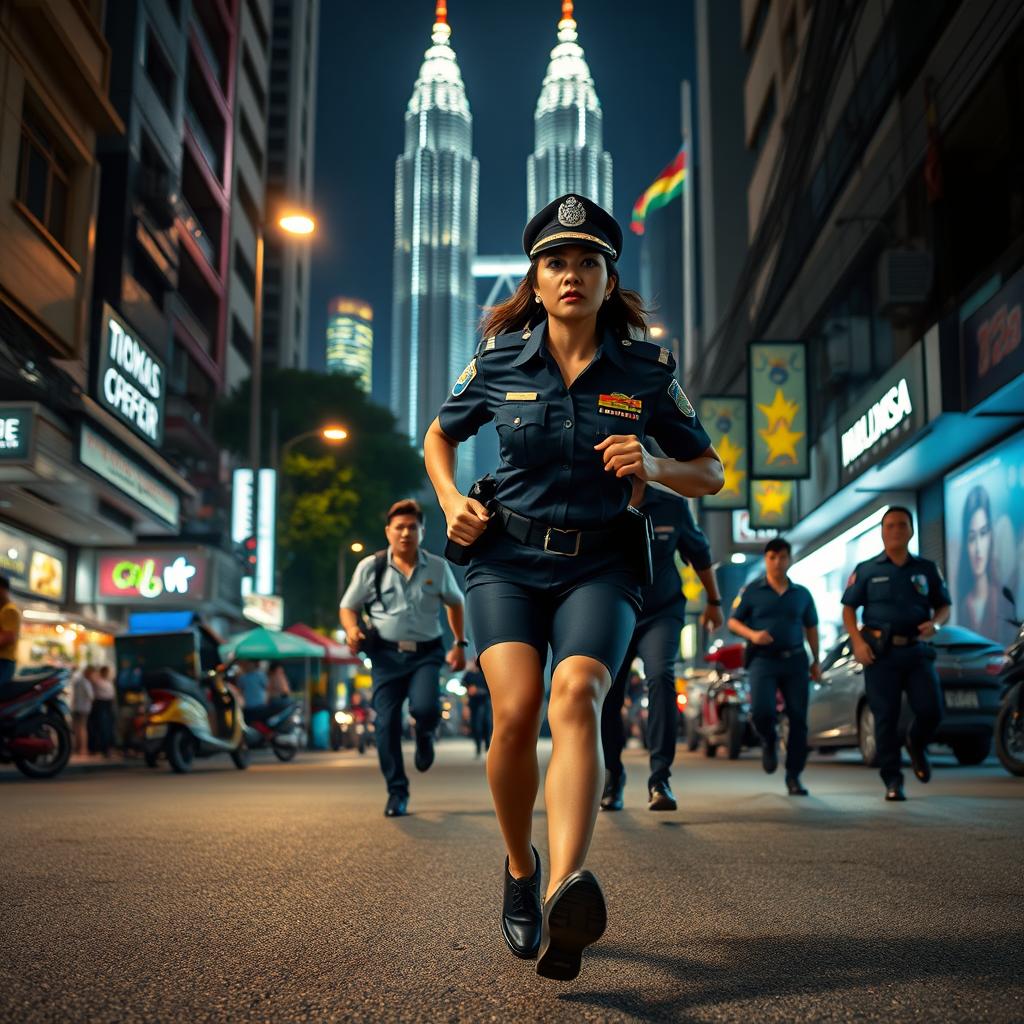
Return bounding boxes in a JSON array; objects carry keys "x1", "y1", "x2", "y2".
[
  {"x1": 846, "y1": 571, "x2": 857, "y2": 588},
  {"x1": 668, "y1": 379, "x2": 695, "y2": 418},
  {"x1": 451, "y1": 359, "x2": 477, "y2": 397}
]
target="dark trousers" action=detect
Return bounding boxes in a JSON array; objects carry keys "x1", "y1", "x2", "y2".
[
  {"x1": 749, "y1": 654, "x2": 810, "y2": 780},
  {"x1": 87, "y1": 699, "x2": 116, "y2": 755},
  {"x1": 864, "y1": 647, "x2": 942, "y2": 786},
  {"x1": 469, "y1": 701, "x2": 492, "y2": 754},
  {"x1": 601, "y1": 614, "x2": 682, "y2": 787},
  {"x1": 370, "y1": 645, "x2": 443, "y2": 796}
]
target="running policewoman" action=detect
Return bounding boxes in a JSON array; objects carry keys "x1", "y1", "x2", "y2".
[{"x1": 423, "y1": 194, "x2": 723, "y2": 981}]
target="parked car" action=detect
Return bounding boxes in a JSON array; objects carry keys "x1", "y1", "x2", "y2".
[{"x1": 806, "y1": 626, "x2": 1005, "y2": 766}]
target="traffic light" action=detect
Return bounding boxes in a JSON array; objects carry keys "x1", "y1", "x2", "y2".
[{"x1": 243, "y1": 536, "x2": 258, "y2": 569}]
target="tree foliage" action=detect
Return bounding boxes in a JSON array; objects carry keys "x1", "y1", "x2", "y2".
[{"x1": 215, "y1": 370, "x2": 424, "y2": 627}]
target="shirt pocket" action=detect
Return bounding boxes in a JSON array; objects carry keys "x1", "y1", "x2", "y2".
[
  {"x1": 495, "y1": 402, "x2": 550, "y2": 469},
  {"x1": 866, "y1": 577, "x2": 892, "y2": 603}
]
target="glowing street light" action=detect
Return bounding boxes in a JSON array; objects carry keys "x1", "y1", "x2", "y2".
[
  {"x1": 278, "y1": 213, "x2": 316, "y2": 236},
  {"x1": 350, "y1": 542, "x2": 365, "y2": 554},
  {"x1": 322, "y1": 426, "x2": 348, "y2": 442}
]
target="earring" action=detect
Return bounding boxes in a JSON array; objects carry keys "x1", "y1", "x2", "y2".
[{"x1": 534, "y1": 295, "x2": 541, "y2": 303}]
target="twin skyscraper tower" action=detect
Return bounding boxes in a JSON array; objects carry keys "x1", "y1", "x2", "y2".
[{"x1": 390, "y1": 1, "x2": 612, "y2": 479}]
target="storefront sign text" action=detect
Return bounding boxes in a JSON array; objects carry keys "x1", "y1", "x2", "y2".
[
  {"x1": 0, "y1": 404, "x2": 34, "y2": 462},
  {"x1": 97, "y1": 305, "x2": 165, "y2": 445},
  {"x1": 962, "y1": 266, "x2": 1024, "y2": 411},
  {"x1": 97, "y1": 550, "x2": 208, "y2": 604},
  {"x1": 840, "y1": 378, "x2": 914, "y2": 468}
]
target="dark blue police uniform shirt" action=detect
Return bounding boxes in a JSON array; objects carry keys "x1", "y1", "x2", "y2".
[
  {"x1": 641, "y1": 484, "x2": 712, "y2": 620},
  {"x1": 841, "y1": 551, "x2": 951, "y2": 634},
  {"x1": 731, "y1": 576, "x2": 818, "y2": 653},
  {"x1": 438, "y1": 320, "x2": 711, "y2": 531}
]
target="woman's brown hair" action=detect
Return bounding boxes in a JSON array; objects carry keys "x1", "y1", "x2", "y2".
[{"x1": 479, "y1": 255, "x2": 650, "y2": 340}]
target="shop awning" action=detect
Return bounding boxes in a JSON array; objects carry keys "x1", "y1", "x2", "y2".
[
  {"x1": 286, "y1": 623, "x2": 361, "y2": 665},
  {"x1": 219, "y1": 626, "x2": 323, "y2": 662}
]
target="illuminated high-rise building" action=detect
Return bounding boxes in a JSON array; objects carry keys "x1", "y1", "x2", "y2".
[
  {"x1": 391, "y1": 1, "x2": 479, "y2": 480},
  {"x1": 527, "y1": 1, "x2": 612, "y2": 217},
  {"x1": 326, "y1": 298, "x2": 373, "y2": 393}
]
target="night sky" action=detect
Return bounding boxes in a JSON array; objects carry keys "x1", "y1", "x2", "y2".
[{"x1": 309, "y1": 0, "x2": 696, "y2": 405}]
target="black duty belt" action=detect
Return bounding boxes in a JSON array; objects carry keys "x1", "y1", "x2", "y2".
[
  {"x1": 865, "y1": 627, "x2": 918, "y2": 646},
  {"x1": 495, "y1": 502, "x2": 621, "y2": 558},
  {"x1": 755, "y1": 646, "x2": 806, "y2": 660},
  {"x1": 376, "y1": 637, "x2": 443, "y2": 654}
]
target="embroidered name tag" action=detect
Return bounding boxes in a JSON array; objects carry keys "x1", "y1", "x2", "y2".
[
  {"x1": 505, "y1": 392, "x2": 538, "y2": 401},
  {"x1": 598, "y1": 392, "x2": 642, "y2": 420}
]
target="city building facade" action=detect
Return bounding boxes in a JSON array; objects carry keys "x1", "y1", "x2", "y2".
[
  {"x1": 527, "y1": 0, "x2": 612, "y2": 217},
  {"x1": 698, "y1": 0, "x2": 1024, "y2": 663},
  {"x1": 261, "y1": 0, "x2": 319, "y2": 371},
  {"x1": 390, "y1": 2, "x2": 479, "y2": 483},
  {"x1": 326, "y1": 297, "x2": 373, "y2": 393}
]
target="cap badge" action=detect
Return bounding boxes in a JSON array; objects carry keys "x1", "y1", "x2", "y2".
[{"x1": 557, "y1": 196, "x2": 587, "y2": 227}]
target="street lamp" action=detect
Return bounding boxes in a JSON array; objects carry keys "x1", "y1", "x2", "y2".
[{"x1": 276, "y1": 425, "x2": 349, "y2": 468}]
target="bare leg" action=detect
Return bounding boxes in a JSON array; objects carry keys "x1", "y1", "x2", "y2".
[
  {"x1": 480, "y1": 642, "x2": 545, "y2": 880},
  {"x1": 544, "y1": 655, "x2": 611, "y2": 899}
]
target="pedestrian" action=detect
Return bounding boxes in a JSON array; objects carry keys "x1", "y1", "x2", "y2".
[
  {"x1": 339, "y1": 499, "x2": 467, "y2": 817},
  {"x1": 70, "y1": 665, "x2": 95, "y2": 754},
  {"x1": 88, "y1": 665, "x2": 116, "y2": 758},
  {"x1": 841, "y1": 506, "x2": 951, "y2": 802},
  {"x1": 600, "y1": 479, "x2": 723, "y2": 812},
  {"x1": 236, "y1": 659, "x2": 269, "y2": 713},
  {"x1": 423, "y1": 193, "x2": 723, "y2": 979},
  {"x1": 727, "y1": 537, "x2": 821, "y2": 796},
  {"x1": 267, "y1": 661, "x2": 291, "y2": 703},
  {"x1": 463, "y1": 657, "x2": 492, "y2": 757},
  {"x1": 0, "y1": 573, "x2": 21, "y2": 694}
]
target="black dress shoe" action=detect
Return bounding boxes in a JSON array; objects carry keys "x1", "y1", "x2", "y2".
[
  {"x1": 384, "y1": 793, "x2": 409, "y2": 817},
  {"x1": 537, "y1": 870, "x2": 607, "y2": 982},
  {"x1": 414, "y1": 728, "x2": 435, "y2": 773},
  {"x1": 648, "y1": 780, "x2": 677, "y2": 811},
  {"x1": 501, "y1": 847, "x2": 542, "y2": 960},
  {"x1": 906, "y1": 735, "x2": 931, "y2": 783},
  {"x1": 600, "y1": 769, "x2": 625, "y2": 811},
  {"x1": 762, "y1": 742, "x2": 778, "y2": 775},
  {"x1": 885, "y1": 782, "x2": 906, "y2": 802},
  {"x1": 786, "y1": 776, "x2": 809, "y2": 796}
]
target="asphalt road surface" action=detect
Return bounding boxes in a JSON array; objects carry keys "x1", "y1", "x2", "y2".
[{"x1": 1, "y1": 740, "x2": 1022, "y2": 1023}]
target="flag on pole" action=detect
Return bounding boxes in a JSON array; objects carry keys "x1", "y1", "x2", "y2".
[{"x1": 630, "y1": 147, "x2": 687, "y2": 235}]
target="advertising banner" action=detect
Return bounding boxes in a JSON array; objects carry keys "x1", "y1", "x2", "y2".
[
  {"x1": 749, "y1": 341, "x2": 809, "y2": 479},
  {"x1": 97, "y1": 549, "x2": 208, "y2": 604},
  {"x1": 0, "y1": 404, "x2": 34, "y2": 462},
  {"x1": 0, "y1": 523, "x2": 67, "y2": 603},
  {"x1": 943, "y1": 429, "x2": 1024, "y2": 648},
  {"x1": 698, "y1": 397, "x2": 748, "y2": 509},
  {"x1": 749, "y1": 480, "x2": 796, "y2": 530},
  {"x1": 961, "y1": 266, "x2": 1024, "y2": 411}
]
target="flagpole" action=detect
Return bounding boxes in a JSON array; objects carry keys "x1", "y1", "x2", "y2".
[{"x1": 681, "y1": 79, "x2": 697, "y2": 378}]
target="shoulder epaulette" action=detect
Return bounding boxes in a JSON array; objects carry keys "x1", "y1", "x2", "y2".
[
  {"x1": 620, "y1": 337, "x2": 675, "y2": 370},
  {"x1": 476, "y1": 330, "x2": 525, "y2": 356}
]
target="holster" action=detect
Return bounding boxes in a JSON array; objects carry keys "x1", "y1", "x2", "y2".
[
  {"x1": 444, "y1": 475, "x2": 499, "y2": 566},
  {"x1": 622, "y1": 505, "x2": 655, "y2": 587},
  {"x1": 861, "y1": 625, "x2": 890, "y2": 659},
  {"x1": 360, "y1": 627, "x2": 383, "y2": 655}
]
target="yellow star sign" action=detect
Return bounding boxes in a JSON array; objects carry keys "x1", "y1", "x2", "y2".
[
  {"x1": 716, "y1": 433, "x2": 746, "y2": 497},
  {"x1": 754, "y1": 481, "x2": 789, "y2": 518},
  {"x1": 757, "y1": 388, "x2": 800, "y2": 430},
  {"x1": 758, "y1": 421, "x2": 805, "y2": 464}
]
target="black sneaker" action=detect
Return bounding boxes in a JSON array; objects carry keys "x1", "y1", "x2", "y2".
[
  {"x1": 501, "y1": 847, "x2": 542, "y2": 959},
  {"x1": 905, "y1": 735, "x2": 931, "y2": 783},
  {"x1": 785, "y1": 776, "x2": 809, "y2": 796},
  {"x1": 414, "y1": 728, "x2": 435, "y2": 773},
  {"x1": 600, "y1": 769, "x2": 625, "y2": 811},
  {"x1": 885, "y1": 782, "x2": 906, "y2": 802},
  {"x1": 647, "y1": 780, "x2": 677, "y2": 811},
  {"x1": 384, "y1": 793, "x2": 408, "y2": 817},
  {"x1": 537, "y1": 870, "x2": 607, "y2": 982},
  {"x1": 762, "y1": 742, "x2": 779, "y2": 774}
]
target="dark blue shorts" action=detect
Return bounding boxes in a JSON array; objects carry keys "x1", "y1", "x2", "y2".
[{"x1": 466, "y1": 534, "x2": 640, "y2": 676}]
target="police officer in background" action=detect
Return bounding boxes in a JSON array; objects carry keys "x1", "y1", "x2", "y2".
[
  {"x1": 340, "y1": 499, "x2": 467, "y2": 818},
  {"x1": 728, "y1": 537, "x2": 820, "y2": 796},
  {"x1": 600, "y1": 479, "x2": 723, "y2": 812},
  {"x1": 424, "y1": 193, "x2": 722, "y2": 980},
  {"x1": 842, "y1": 506, "x2": 951, "y2": 802}
]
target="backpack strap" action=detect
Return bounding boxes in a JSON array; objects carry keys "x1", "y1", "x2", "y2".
[{"x1": 362, "y1": 550, "x2": 389, "y2": 620}]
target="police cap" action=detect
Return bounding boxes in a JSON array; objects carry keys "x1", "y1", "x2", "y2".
[{"x1": 523, "y1": 193, "x2": 623, "y2": 263}]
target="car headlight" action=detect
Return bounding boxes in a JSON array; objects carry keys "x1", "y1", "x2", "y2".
[{"x1": 335, "y1": 711, "x2": 353, "y2": 725}]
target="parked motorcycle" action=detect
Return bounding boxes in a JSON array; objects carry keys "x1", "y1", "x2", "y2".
[
  {"x1": 137, "y1": 669, "x2": 249, "y2": 773},
  {"x1": 697, "y1": 643, "x2": 758, "y2": 760},
  {"x1": 243, "y1": 699, "x2": 305, "y2": 762},
  {"x1": 0, "y1": 667, "x2": 72, "y2": 779},
  {"x1": 994, "y1": 586, "x2": 1024, "y2": 777},
  {"x1": 332, "y1": 703, "x2": 372, "y2": 754}
]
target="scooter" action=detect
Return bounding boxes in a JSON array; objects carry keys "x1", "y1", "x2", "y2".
[
  {"x1": 697, "y1": 643, "x2": 757, "y2": 760},
  {"x1": 137, "y1": 669, "x2": 249, "y2": 773},
  {"x1": 994, "y1": 586, "x2": 1024, "y2": 777},
  {"x1": 0, "y1": 667, "x2": 72, "y2": 779},
  {"x1": 332, "y1": 703, "x2": 373, "y2": 754},
  {"x1": 243, "y1": 699, "x2": 305, "y2": 762}
]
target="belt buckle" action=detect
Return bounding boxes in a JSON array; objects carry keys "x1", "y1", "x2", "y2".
[
  {"x1": 397, "y1": 640, "x2": 417, "y2": 653},
  {"x1": 543, "y1": 526, "x2": 581, "y2": 557}
]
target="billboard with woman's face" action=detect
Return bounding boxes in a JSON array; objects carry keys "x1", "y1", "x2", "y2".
[{"x1": 944, "y1": 431, "x2": 1024, "y2": 647}]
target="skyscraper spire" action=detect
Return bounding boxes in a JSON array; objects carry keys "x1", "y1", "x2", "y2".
[
  {"x1": 527, "y1": 1, "x2": 613, "y2": 216},
  {"x1": 391, "y1": 4, "x2": 479, "y2": 483}
]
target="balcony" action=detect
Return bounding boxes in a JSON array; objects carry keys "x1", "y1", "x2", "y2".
[{"x1": 185, "y1": 104, "x2": 221, "y2": 179}]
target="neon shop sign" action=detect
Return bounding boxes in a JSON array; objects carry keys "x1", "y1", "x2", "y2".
[{"x1": 98, "y1": 551, "x2": 206, "y2": 602}]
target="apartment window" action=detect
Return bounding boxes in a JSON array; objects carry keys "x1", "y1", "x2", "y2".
[
  {"x1": 750, "y1": 83, "x2": 777, "y2": 159},
  {"x1": 746, "y1": 0, "x2": 771, "y2": 53},
  {"x1": 245, "y1": 0, "x2": 269, "y2": 52},
  {"x1": 236, "y1": 176, "x2": 261, "y2": 234},
  {"x1": 781, "y1": 13, "x2": 798, "y2": 77},
  {"x1": 145, "y1": 27, "x2": 177, "y2": 115},
  {"x1": 241, "y1": 43, "x2": 267, "y2": 114},
  {"x1": 234, "y1": 241, "x2": 256, "y2": 298},
  {"x1": 231, "y1": 314, "x2": 253, "y2": 363},
  {"x1": 239, "y1": 108, "x2": 265, "y2": 170},
  {"x1": 17, "y1": 103, "x2": 71, "y2": 247}
]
